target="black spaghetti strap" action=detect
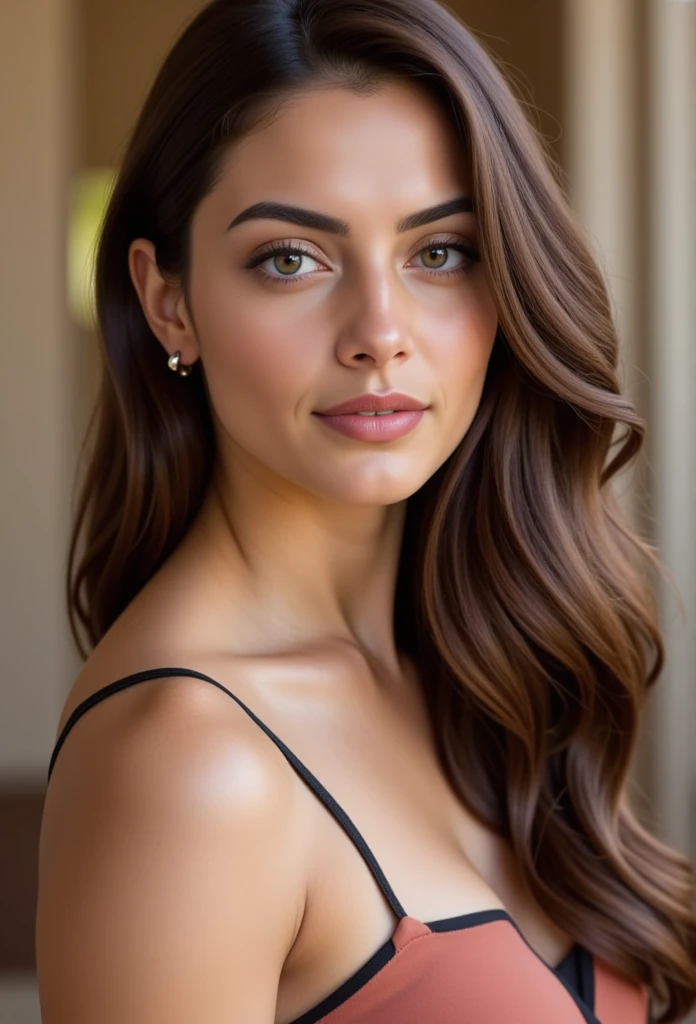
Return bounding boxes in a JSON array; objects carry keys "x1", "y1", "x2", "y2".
[{"x1": 47, "y1": 666, "x2": 407, "y2": 921}]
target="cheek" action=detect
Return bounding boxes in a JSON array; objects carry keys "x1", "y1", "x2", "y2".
[
  {"x1": 193, "y1": 273, "x2": 323, "y2": 418},
  {"x1": 430, "y1": 277, "x2": 499, "y2": 405}
]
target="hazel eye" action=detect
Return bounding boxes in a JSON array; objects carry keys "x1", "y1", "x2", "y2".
[
  {"x1": 413, "y1": 242, "x2": 477, "y2": 275},
  {"x1": 420, "y1": 245, "x2": 458, "y2": 270},
  {"x1": 245, "y1": 236, "x2": 480, "y2": 287},
  {"x1": 272, "y1": 252, "x2": 301, "y2": 275},
  {"x1": 266, "y1": 250, "x2": 321, "y2": 277},
  {"x1": 246, "y1": 243, "x2": 325, "y2": 282}
]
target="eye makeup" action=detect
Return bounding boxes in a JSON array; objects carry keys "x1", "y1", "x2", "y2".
[{"x1": 243, "y1": 235, "x2": 481, "y2": 286}]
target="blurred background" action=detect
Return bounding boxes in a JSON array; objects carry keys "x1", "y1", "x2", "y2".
[{"x1": 0, "y1": 0, "x2": 694, "y2": 1020}]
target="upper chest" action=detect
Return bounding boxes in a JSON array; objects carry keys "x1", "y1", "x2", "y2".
[{"x1": 238, "y1": 649, "x2": 577, "y2": 1022}]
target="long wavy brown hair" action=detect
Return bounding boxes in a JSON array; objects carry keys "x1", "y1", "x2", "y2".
[{"x1": 68, "y1": 0, "x2": 696, "y2": 1018}]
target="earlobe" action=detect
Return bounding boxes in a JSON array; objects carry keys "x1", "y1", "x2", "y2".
[{"x1": 127, "y1": 238, "x2": 199, "y2": 367}]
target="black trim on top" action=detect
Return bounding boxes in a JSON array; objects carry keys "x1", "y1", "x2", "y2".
[
  {"x1": 424, "y1": 907, "x2": 511, "y2": 932},
  {"x1": 288, "y1": 934, "x2": 397, "y2": 1024},
  {"x1": 46, "y1": 666, "x2": 407, "y2": 921},
  {"x1": 553, "y1": 942, "x2": 595, "y2": 1010},
  {"x1": 503, "y1": 914, "x2": 600, "y2": 1024},
  {"x1": 579, "y1": 943, "x2": 596, "y2": 1012}
]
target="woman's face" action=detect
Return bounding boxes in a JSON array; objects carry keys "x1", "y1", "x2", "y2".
[{"x1": 177, "y1": 80, "x2": 497, "y2": 505}]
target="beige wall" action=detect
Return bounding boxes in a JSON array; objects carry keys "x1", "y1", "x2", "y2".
[
  {"x1": 645, "y1": 0, "x2": 696, "y2": 865},
  {"x1": 82, "y1": 0, "x2": 207, "y2": 168},
  {"x1": 0, "y1": 0, "x2": 80, "y2": 780}
]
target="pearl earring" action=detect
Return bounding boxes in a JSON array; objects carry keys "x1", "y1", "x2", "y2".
[{"x1": 167, "y1": 351, "x2": 192, "y2": 376}]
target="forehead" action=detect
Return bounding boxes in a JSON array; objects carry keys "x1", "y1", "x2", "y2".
[{"x1": 204, "y1": 80, "x2": 471, "y2": 223}]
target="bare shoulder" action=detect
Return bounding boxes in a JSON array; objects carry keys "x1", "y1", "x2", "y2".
[{"x1": 38, "y1": 650, "x2": 310, "y2": 1023}]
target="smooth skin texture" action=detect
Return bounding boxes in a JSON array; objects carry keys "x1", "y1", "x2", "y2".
[{"x1": 37, "y1": 81, "x2": 575, "y2": 1023}]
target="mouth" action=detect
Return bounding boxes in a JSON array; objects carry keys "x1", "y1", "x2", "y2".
[{"x1": 311, "y1": 408, "x2": 427, "y2": 442}]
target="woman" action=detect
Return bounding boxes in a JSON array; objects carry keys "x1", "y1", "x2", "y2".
[{"x1": 36, "y1": 1, "x2": 696, "y2": 1021}]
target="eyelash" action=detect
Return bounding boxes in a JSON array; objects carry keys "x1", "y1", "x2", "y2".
[{"x1": 244, "y1": 236, "x2": 481, "y2": 286}]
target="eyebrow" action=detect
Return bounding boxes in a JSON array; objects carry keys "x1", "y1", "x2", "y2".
[{"x1": 226, "y1": 196, "x2": 474, "y2": 236}]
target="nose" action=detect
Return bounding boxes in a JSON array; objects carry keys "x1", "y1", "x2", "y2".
[{"x1": 334, "y1": 273, "x2": 416, "y2": 369}]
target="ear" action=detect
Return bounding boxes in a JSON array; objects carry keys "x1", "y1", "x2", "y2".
[{"x1": 128, "y1": 238, "x2": 200, "y2": 366}]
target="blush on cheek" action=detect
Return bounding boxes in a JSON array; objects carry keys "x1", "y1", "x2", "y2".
[{"x1": 200, "y1": 308, "x2": 325, "y2": 431}]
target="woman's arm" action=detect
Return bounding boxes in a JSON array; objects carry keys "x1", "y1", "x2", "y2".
[{"x1": 36, "y1": 676, "x2": 308, "y2": 1023}]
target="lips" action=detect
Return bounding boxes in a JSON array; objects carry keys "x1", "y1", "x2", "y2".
[
  {"x1": 313, "y1": 409, "x2": 426, "y2": 442},
  {"x1": 314, "y1": 391, "x2": 428, "y2": 416}
]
